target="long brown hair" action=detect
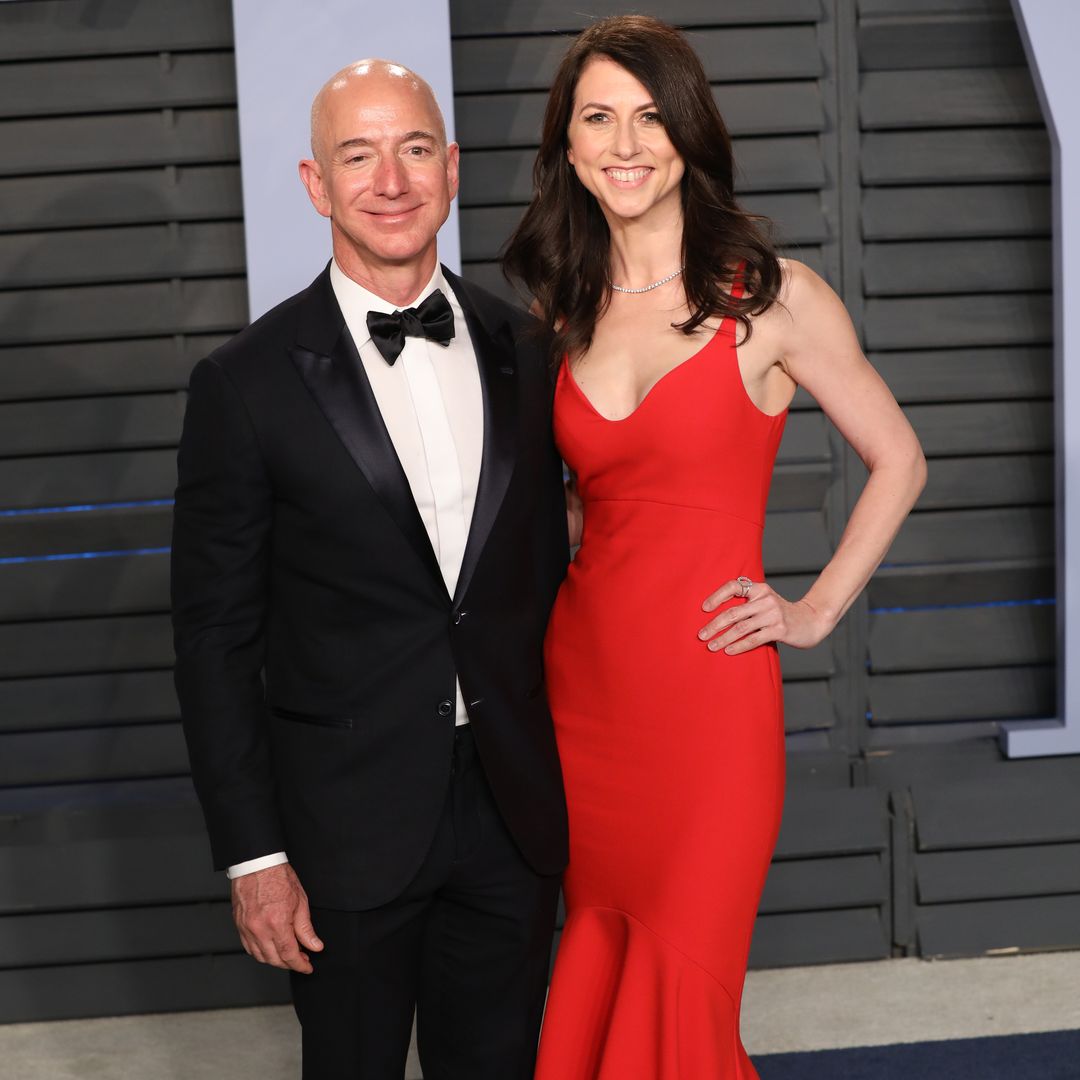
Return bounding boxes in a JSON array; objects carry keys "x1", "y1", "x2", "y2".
[{"x1": 502, "y1": 15, "x2": 782, "y2": 360}]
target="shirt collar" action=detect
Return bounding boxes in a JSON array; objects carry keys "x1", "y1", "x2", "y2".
[{"x1": 330, "y1": 259, "x2": 448, "y2": 348}]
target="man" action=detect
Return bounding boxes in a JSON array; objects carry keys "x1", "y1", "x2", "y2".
[{"x1": 171, "y1": 60, "x2": 569, "y2": 1079}]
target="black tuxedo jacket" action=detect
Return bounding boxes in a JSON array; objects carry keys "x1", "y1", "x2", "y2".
[{"x1": 171, "y1": 265, "x2": 570, "y2": 910}]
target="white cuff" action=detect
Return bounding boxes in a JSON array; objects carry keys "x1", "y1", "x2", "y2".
[{"x1": 226, "y1": 851, "x2": 289, "y2": 879}]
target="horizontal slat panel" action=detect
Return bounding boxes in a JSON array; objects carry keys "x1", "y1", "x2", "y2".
[
  {"x1": 0, "y1": 504, "x2": 173, "y2": 559},
  {"x1": 859, "y1": 0, "x2": 1010, "y2": 13},
  {"x1": 460, "y1": 136, "x2": 825, "y2": 206},
  {"x1": 454, "y1": 81, "x2": 825, "y2": 150},
  {"x1": 0, "y1": 394, "x2": 185, "y2": 456},
  {"x1": 774, "y1": 788, "x2": 888, "y2": 858},
  {"x1": 0, "y1": 109, "x2": 240, "y2": 177},
  {"x1": 887, "y1": 507, "x2": 1052, "y2": 565},
  {"x1": 0, "y1": 954, "x2": 287, "y2": 1024},
  {"x1": 0, "y1": 450, "x2": 178, "y2": 511},
  {"x1": 778, "y1": 411, "x2": 830, "y2": 463},
  {"x1": 0, "y1": 167, "x2": 243, "y2": 233},
  {"x1": 868, "y1": 603, "x2": 1054, "y2": 673},
  {"x1": 864, "y1": 294, "x2": 1052, "y2": 350},
  {"x1": 0, "y1": 552, "x2": 169, "y2": 622},
  {"x1": 0, "y1": 337, "x2": 214, "y2": 401},
  {"x1": 764, "y1": 510, "x2": 832, "y2": 573},
  {"x1": 862, "y1": 129, "x2": 1051, "y2": 186},
  {"x1": 862, "y1": 184, "x2": 1051, "y2": 242},
  {"x1": 871, "y1": 347, "x2": 1052, "y2": 403},
  {"x1": 0, "y1": 614, "x2": 174, "y2": 678},
  {"x1": 863, "y1": 239, "x2": 1052, "y2": 296},
  {"x1": 778, "y1": 640, "x2": 835, "y2": 681},
  {"x1": 760, "y1": 854, "x2": 887, "y2": 913},
  {"x1": 916, "y1": 844, "x2": 1080, "y2": 904},
  {"x1": 0, "y1": 223, "x2": 246, "y2": 288},
  {"x1": 868, "y1": 559, "x2": 1053, "y2": 609},
  {"x1": 0, "y1": 670, "x2": 178, "y2": 734},
  {"x1": 450, "y1": 0, "x2": 823, "y2": 34},
  {"x1": 749, "y1": 907, "x2": 890, "y2": 967},
  {"x1": 782, "y1": 678, "x2": 835, "y2": 733},
  {"x1": 0, "y1": 832, "x2": 218, "y2": 913},
  {"x1": 917, "y1": 454, "x2": 1052, "y2": 510},
  {"x1": 917, "y1": 895, "x2": 1080, "y2": 957},
  {"x1": 869, "y1": 665, "x2": 1054, "y2": 724},
  {"x1": 0, "y1": 52, "x2": 236, "y2": 119},
  {"x1": 768, "y1": 463, "x2": 832, "y2": 513},
  {"x1": 452, "y1": 27, "x2": 823, "y2": 95},
  {"x1": 0, "y1": 901, "x2": 234, "y2": 968},
  {"x1": 858, "y1": 14, "x2": 1024, "y2": 70},
  {"x1": 0, "y1": 279, "x2": 248, "y2": 345},
  {"x1": 907, "y1": 401, "x2": 1052, "y2": 458}
]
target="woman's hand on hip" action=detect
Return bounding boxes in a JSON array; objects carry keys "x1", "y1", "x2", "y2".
[{"x1": 698, "y1": 578, "x2": 833, "y2": 654}]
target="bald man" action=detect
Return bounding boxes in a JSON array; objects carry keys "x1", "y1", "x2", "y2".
[{"x1": 171, "y1": 61, "x2": 569, "y2": 1079}]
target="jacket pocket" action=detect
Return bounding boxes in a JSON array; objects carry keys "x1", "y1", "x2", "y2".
[{"x1": 270, "y1": 706, "x2": 354, "y2": 730}]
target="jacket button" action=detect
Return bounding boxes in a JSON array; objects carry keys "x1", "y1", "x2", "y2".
[
  {"x1": 437, "y1": 700, "x2": 454, "y2": 717},
  {"x1": 453, "y1": 610, "x2": 468, "y2": 626}
]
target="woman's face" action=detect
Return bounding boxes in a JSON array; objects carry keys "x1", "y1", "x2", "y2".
[{"x1": 566, "y1": 57, "x2": 685, "y2": 227}]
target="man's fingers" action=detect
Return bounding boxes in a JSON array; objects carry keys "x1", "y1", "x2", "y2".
[
  {"x1": 294, "y1": 906, "x2": 324, "y2": 953},
  {"x1": 273, "y1": 934, "x2": 314, "y2": 974}
]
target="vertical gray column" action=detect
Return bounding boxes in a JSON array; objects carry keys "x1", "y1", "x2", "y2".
[{"x1": 231, "y1": 0, "x2": 460, "y2": 320}]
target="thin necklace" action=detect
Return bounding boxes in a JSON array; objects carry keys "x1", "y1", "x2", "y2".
[{"x1": 609, "y1": 266, "x2": 684, "y2": 294}]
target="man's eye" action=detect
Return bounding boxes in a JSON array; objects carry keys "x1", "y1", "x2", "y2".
[{"x1": 407, "y1": 145, "x2": 430, "y2": 156}]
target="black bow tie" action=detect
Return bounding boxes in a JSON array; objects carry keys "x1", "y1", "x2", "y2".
[{"x1": 366, "y1": 289, "x2": 455, "y2": 366}]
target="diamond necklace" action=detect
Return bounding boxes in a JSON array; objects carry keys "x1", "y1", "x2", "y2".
[{"x1": 609, "y1": 266, "x2": 684, "y2": 294}]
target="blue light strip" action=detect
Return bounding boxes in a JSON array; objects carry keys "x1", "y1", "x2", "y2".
[
  {"x1": 0, "y1": 499, "x2": 174, "y2": 518},
  {"x1": 0, "y1": 547, "x2": 170, "y2": 566},
  {"x1": 869, "y1": 597, "x2": 1055, "y2": 615}
]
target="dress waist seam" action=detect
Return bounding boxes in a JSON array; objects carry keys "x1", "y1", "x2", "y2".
[{"x1": 584, "y1": 497, "x2": 763, "y2": 530}]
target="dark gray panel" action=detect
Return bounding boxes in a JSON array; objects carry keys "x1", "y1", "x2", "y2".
[
  {"x1": 749, "y1": 907, "x2": 890, "y2": 967},
  {"x1": 862, "y1": 185, "x2": 1051, "y2": 242},
  {"x1": 863, "y1": 239, "x2": 1052, "y2": 297},
  {"x1": 0, "y1": 670, "x2": 178, "y2": 734},
  {"x1": 0, "y1": 52, "x2": 236, "y2": 119},
  {"x1": 862, "y1": 129, "x2": 1051, "y2": 186},
  {"x1": 871, "y1": 347, "x2": 1052, "y2": 403},
  {"x1": 868, "y1": 559, "x2": 1053, "y2": 609},
  {"x1": 887, "y1": 507, "x2": 1052, "y2": 565},
  {"x1": 0, "y1": 223, "x2": 247, "y2": 288},
  {"x1": 0, "y1": 109, "x2": 240, "y2": 177},
  {"x1": 0, "y1": 0, "x2": 234, "y2": 60},
  {"x1": 916, "y1": 454, "x2": 1052, "y2": 511},
  {"x1": 0, "y1": 551, "x2": 169, "y2": 621},
  {"x1": 863, "y1": 294, "x2": 1053, "y2": 350},
  {"x1": 452, "y1": 27, "x2": 823, "y2": 94},
  {"x1": 782, "y1": 679, "x2": 836, "y2": 733},
  {"x1": 454, "y1": 81, "x2": 825, "y2": 149},
  {"x1": 868, "y1": 603, "x2": 1054, "y2": 673},
  {"x1": 0, "y1": 503, "x2": 173, "y2": 560},
  {"x1": 858, "y1": 14, "x2": 1024, "y2": 70},
  {"x1": 0, "y1": 901, "x2": 235, "y2": 968},
  {"x1": 760, "y1": 854, "x2": 887, "y2": 913},
  {"x1": 450, "y1": 0, "x2": 823, "y2": 34},
  {"x1": 0, "y1": 954, "x2": 288, "y2": 1024},
  {"x1": 0, "y1": 393, "x2": 185, "y2": 456},
  {"x1": 778, "y1": 640, "x2": 835, "y2": 681},
  {"x1": 0, "y1": 278, "x2": 248, "y2": 345},
  {"x1": 860, "y1": 0, "x2": 1009, "y2": 13},
  {"x1": 0, "y1": 336, "x2": 217, "y2": 400},
  {"x1": 0, "y1": 449, "x2": 178, "y2": 511},
  {"x1": 459, "y1": 136, "x2": 826, "y2": 206},
  {"x1": 870, "y1": 665, "x2": 1054, "y2": 725},
  {"x1": 778, "y1": 412, "x2": 830, "y2": 464},
  {"x1": 916, "y1": 844, "x2": 1080, "y2": 903},
  {"x1": 917, "y1": 896, "x2": 1080, "y2": 957},
  {"x1": 768, "y1": 463, "x2": 832, "y2": 513},
  {"x1": 0, "y1": 614, "x2": 174, "y2": 678},
  {"x1": 764, "y1": 510, "x2": 832, "y2": 573},
  {"x1": 773, "y1": 788, "x2": 888, "y2": 858},
  {"x1": 0, "y1": 167, "x2": 244, "y2": 233},
  {"x1": 907, "y1": 401, "x2": 1052, "y2": 458}
]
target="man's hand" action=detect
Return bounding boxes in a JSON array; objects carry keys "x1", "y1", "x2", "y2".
[{"x1": 231, "y1": 862, "x2": 324, "y2": 974}]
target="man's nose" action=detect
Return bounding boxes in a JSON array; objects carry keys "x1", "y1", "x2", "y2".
[{"x1": 373, "y1": 154, "x2": 408, "y2": 197}]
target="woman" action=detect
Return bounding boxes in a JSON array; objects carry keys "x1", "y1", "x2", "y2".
[{"x1": 503, "y1": 15, "x2": 926, "y2": 1080}]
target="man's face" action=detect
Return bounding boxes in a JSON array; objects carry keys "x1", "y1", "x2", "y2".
[{"x1": 301, "y1": 74, "x2": 459, "y2": 272}]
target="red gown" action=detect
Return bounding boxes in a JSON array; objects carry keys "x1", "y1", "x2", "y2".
[{"x1": 535, "y1": 283, "x2": 787, "y2": 1079}]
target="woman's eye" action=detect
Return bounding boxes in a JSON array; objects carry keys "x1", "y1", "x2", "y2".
[
  {"x1": 584, "y1": 112, "x2": 609, "y2": 124},
  {"x1": 641, "y1": 112, "x2": 662, "y2": 125}
]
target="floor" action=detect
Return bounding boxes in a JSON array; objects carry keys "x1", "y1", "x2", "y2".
[{"x1": 1, "y1": 951, "x2": 1077, "y2": 1078}]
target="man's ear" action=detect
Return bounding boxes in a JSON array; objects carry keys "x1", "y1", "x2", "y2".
[
  {"x1": 298, "y1": 158, "x2": 331, "y2": 218},
  {"x1": 446, "y1": 141, "x2": 461, "y2": 201}
]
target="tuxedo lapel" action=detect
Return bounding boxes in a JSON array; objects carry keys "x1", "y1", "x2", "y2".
[
  {"x1": 289, "y1": 267, "x2": 446, "y2": 592},
  {"x1": 446, "y1": 267, "x2": 519, "y2": 605}
]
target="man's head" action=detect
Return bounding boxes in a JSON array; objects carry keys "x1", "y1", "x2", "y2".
[{"x1": 299, "y1": 60, "x2": 458, "y2": 278}]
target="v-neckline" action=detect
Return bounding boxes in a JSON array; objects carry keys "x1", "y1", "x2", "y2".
[{"x1": 564, "y1": 320, "x2": 727, "y2": 424}]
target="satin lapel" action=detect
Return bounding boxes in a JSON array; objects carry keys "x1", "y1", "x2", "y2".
[
  {"x1": 448, "y1": 269, "x2": 519, "y2": 605},
  {"x1": 288, "y1": 269, "x2": 445, "y2": 592}
]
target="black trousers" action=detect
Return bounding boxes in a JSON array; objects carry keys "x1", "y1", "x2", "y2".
[{"x1": 290, "y1": 725, "x2": 561, "y2": 1080}]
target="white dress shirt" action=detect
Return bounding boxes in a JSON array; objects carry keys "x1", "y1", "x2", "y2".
[{"x1": 228, "y1": 260, "x2": 484, "y2": 880}]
